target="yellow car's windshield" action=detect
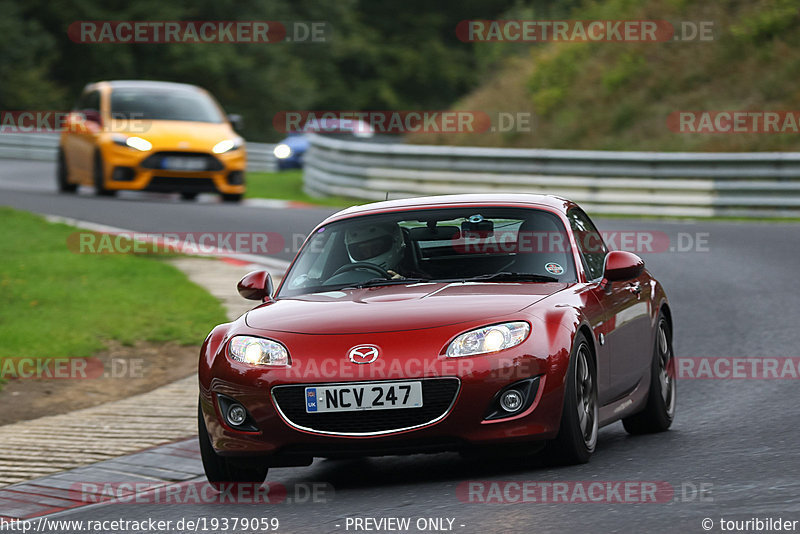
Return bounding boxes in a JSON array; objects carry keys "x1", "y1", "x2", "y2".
[{"x1": 110, "y1": 88, "x2": 224, "y2": 123}]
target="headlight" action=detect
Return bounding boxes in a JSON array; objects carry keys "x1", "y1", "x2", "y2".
[
  {"x1": 112, "y1": 134, "x2": 152, "y2": 151},
  {"x1": 212, "y1": 137, "x2": 244, "y2": 154},
  {"x1": 273, "y1": 143, "x2": 292, "y2": 159},
  {"x1": 228, "y1": 335, "x2": 290, "y2": 366},
  {"x1": 446, "y1": 322, "x2": 530, "y2": 357}
]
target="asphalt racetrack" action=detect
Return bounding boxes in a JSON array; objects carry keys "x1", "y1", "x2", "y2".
[{"x1": 2, "y1": 159, "x2": 799, "y2": 533}]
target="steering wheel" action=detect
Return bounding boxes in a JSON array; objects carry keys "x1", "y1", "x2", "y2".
[{"x1": 331, "y1": 262, "x2": 392, "y2": 279}]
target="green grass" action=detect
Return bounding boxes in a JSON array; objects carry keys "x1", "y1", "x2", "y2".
[
  {"x1": 246, "y1": 169, "x2": 361, "y2": 207},
  {"x1": 409, "y1": 0, "x2": 800, "y2": 153},
  {"x1": 0, "y1": 208, "x2": 228, "y2": 378}
]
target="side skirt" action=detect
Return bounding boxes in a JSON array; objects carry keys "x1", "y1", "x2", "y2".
[{"x1": 598, "y1": 375, "x2": 649, "y2": 427}]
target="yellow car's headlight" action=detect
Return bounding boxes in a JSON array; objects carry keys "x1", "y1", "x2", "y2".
[
  {"x1": 228, "y1": 335, "x2": 290, "y2": 366},
  {"x1": 446, "y1": 322, "x2": 530, "y2": 357},
  {"x1": 112, "y1": 134, "x2": 152, "y2": 151},
  {"x1": 213, "y1": 137, "x2": 244, "y2": 154}
]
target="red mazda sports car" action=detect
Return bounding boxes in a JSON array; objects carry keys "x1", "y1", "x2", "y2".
[{"x1": 198, "y1": 194, "x2": 675, "y2": 485}]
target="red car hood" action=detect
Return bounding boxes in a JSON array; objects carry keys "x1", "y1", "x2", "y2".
[{"x1": 245, "y1": 282, "x2": 566, "y2": 334}]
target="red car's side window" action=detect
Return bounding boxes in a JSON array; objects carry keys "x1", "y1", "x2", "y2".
[{"x1": 567, "y1": 208, "x2": 607, "y2": 281}]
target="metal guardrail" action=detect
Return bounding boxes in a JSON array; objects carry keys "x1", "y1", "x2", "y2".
[
  {"x1": 0, "y1": 134, "x2": 276, "y2": 172},
  {"x1": 303, "y1": 134, "x2": 800, "y2": 218},
  {"x1": 246, "y1": 143, "x2": 278, "y2": 172},
  {"x1": 0, "y1": 133, "x2": 60, "y2": 161}
]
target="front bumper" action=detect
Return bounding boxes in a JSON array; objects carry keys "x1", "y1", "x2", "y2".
[
  {"x1": 99, "y1": 144, "x2": 246, "y2": 194},
  {"x1": 198, "y1": 324, "x2": 570, "y2": 464}
]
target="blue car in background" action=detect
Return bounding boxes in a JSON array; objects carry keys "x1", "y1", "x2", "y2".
[
  {"x1": 273, "y1": 119, "x2": 374, "y2": 170},
  {"x1": 273, "y1": 133, "x2": 308, "y2": 170}
]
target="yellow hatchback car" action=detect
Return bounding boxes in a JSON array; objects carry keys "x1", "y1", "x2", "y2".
[{"x1": 58, "y1": 80, "x2": 246, "y2": 201}]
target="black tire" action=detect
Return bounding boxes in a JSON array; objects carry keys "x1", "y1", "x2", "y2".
[
  {"x1": 56, "y1": 149, "x2": 77, "y2": 193},
  {"x1": 544, "y1": 332, "x2": 598, "y2": 465},
  {"x1": 198, "y1": 401, "x2": 268, "y2": 491},
  {"x1": 221, "y1": 193, "x2": 243, "y2": 203},
  {"x1": 93, "y1": 152, "x2": 115, "y2": 196},
  {"x1": 622, "y1": 314, "x2": 676, "y2": 434},
  {"x1": 180, "y1": 192, "x2": 199, "y2": 201}
]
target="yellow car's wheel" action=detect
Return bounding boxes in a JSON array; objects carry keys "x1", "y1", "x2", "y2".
[
  {"x1": 221, "y1": 193, "x2": 242, "y2": 203},
  {"x1": 93, "y1": 152, "x2": 115, "y2": 197},
  {"x1": 57, "y1": 149, "x2": 77, "y2": 193}
]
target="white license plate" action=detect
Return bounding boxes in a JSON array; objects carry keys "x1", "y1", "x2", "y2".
[
  {"x1": 305, "y1": 381, "x2": 423, "y2": 413},
  {"x1": 161, "y1": 157, "x2": 207, "y2": 171}
]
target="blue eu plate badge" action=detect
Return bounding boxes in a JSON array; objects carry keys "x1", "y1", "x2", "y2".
[{"x1": 306, "y1": 388, "x2": 318, "y2": 412}]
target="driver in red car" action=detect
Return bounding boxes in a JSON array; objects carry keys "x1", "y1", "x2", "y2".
[{"x1": 344, "y1": 223, "x2": 424, "y2": 279}]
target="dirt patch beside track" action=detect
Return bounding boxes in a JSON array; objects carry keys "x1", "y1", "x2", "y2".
[{"x1": 0, "y1": 340, "x2": 199, "y2": 425}]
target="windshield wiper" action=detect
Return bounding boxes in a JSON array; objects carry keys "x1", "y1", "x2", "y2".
[
  {"x1": 340, "y1": 277, "x2": 431, "y2": 290},
  {"x1": 458, "y1": 272, "x2": 560, "y2": 283}
]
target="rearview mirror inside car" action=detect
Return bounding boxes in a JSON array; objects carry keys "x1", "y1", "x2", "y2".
[
  {"x1": 409, "y1": 225, "x2": 461, "y2": 241},
  {"x1": 461, "y1": 218, "x2": 494, "y2": 238}
]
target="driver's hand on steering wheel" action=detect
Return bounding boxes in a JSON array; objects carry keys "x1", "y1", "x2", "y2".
[{"x1": 387, "y1": 270, "x2": 403, "y2": 279}]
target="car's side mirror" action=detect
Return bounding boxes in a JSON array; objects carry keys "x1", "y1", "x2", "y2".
[
  {"x1": 228, "y1": 114, "x2": 244, "y2": 132},
  {"x1": 66, "y1": 112, "x2": 89, "y2": 133},
  {"x1": 603, "y1": 250, "x2": 644, "y2": 282},
  {"x1": 82, "y1": 109, "x2": 103, "y2": 126},
  {"x1": 237, "y1": 270, "x2": 273, "y2": 301}
]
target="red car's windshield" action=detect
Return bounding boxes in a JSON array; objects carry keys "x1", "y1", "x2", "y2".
[{"x1": 279, "y1": 207, "x2": 577, "y2": 297}]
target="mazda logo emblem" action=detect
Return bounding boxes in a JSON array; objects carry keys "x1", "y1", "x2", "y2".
[{"x1": 348, "y1": 345, "x2": 379, "y2": 364}]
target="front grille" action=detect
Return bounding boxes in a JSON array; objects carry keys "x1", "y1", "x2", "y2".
[
  {"x1": 272, "y1": 378, "x2": 460, "y2": 436},
  {"x1": 140, "y1": 151, "x2": 223, "y2": 171},
  {"x1": 146, "y1": 176, "x2": 219, "y2": 193}
]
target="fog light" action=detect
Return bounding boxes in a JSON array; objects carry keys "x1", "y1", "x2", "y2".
[
  {"x1": 111, "y1": 166, "x2": 135, "y2": 181},
  {"x1": 227, "y1": 171, "x2": 244, "y2": 185},
  {"x1": 484, "y1": 377, "x2": 541, "y2": 421},
  {"x1": 226, "y1": 404, "x2": 247, "y2": 426},
  {"x1": 500, "y1": 390, "x2": 524, "y2": 412}
]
